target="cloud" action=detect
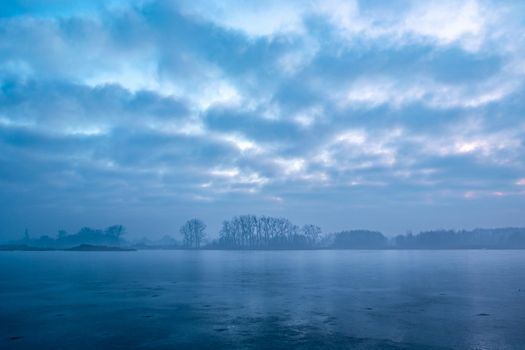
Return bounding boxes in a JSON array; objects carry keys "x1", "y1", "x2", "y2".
[
  {"x1": 338, "y1": 74, "x2": 518, "y2": 109},
  {"x1": 309, "y1": 0, "x2": 492, "y2": 52},
  {"x1": 1, "y1": 0, "x2": 525, "y2": 237},
  {"x1": 401, "y1": 0, "x2": 487, "y2": 51},
  {"x1": 179, "y1": 0, "x2": 307, "y2": 38},
  {"x1": 413, "y1": 117, "x2": 525, "y2": 165}
]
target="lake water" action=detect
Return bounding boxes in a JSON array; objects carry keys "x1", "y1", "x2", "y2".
[{"x1": 1, "y1": 250, "x2": 524, "y2": 349}]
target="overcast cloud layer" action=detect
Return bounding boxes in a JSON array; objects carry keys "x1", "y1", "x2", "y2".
[{"x1": 1, "y1": 0, "x2": 525, "y2": 238}]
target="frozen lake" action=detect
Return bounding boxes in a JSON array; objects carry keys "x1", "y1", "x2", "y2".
[{"x1": 1, "y1": 250, "x2": 524, "y2": 349}]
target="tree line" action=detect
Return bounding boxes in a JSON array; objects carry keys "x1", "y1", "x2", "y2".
[
  {"x1": 10, "y1": 225, "x2": 126, "y2": 249},
  {"x1": 215, "y1": 215, "x2": 321, "y2": 249},
  {"x1": 393, "y1": 228, "x2": 525, "y2": 249},
  {"x1": 6, "y1": 217, "x2": 525, "y2": 249},
  {"x1": 176, "y1": 217, "x2": 525, "y2": 250}
]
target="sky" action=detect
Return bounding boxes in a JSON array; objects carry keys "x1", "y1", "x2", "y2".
[{"x1": 1, "y1": 0, "x2": 525, "y2": 240}]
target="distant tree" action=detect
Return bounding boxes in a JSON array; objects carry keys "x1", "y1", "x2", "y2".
[
  {"x1": 391, "y1": 228, "x2": 525, "y2": 249},
  {"x1": 24, "y1": 228, "x2": 30, "y2": 242},
  {"x1": 217, "y1": 215, "x2": 316, "y2": 249},
  {"x1": 105, "y1": 225, "x2": 126, "y2": 240},
  {"x1": 75, "y1": 227, "x2": 108, "y2": 246},
  {"x1": 57, "y1": 230, "x2": 68, "y2": 239},
  {"x1": 302, "y1": 224, "x2": 322, "y2": 247},
  {"x1": 78, "y1": 227, "x2": 102, "y2": 237},
  {"x1": 180, "y1": 219, "x2": 206, "y2": 248},
  {"x1": 332, "y1": 230, "x2": 387, "y2": 249}
]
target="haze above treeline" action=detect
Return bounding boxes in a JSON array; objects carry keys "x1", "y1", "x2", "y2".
[{"x1": 3, "y1": 215, "x2": 525, "y2": 250}]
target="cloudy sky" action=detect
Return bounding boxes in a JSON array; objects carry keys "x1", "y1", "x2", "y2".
[{"x1": 1, "y1": 0, "x2": 525, "y2": 239}]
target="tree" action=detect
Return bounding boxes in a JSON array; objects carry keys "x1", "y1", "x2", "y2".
[
  {"x1": 302, "y1": 224, "x2": 322, "y2": 247},
  {"x1": 57, "y1": 230, "x2": 68, "y2": 239},
  {"x1": 217, "y1": 215, "x2": 316, "y2": 249},
  {"x1": 105, "y1": 225, "x2": 126, "y2": 240},
  {"x1": 180, "y1": 219, "x2": 206, "y2": 248},
  {"x1": 332, "y1": 230, "x2": 387, "y2": 249}
]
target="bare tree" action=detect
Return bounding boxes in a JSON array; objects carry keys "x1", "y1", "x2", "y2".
[
  {"x1": 302, "y1": 224, "x2": 322, "y2": 247},
  {"x1": 217, "y1": 215, "x2": 320, "y2": 249},
  {"x1": 180, "y1": 219, "x2": 206, "y2": 248}
]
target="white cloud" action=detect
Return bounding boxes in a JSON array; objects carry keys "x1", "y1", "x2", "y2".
[
  {"x1": 312, "y1": 128, "x2": 401, "y2": 171},
  {"x1": 335, "y1": 130, "x2": 367, "y2": 145},
  {"x1": 210, "y1": 167, "x2": 240, "y2": 178},
  {"x1": 147, "y1": 119, "x2": 205, "y2": 136},
  {"x1": 207, "y1": 167, "x2": 270, "y2": 194},
  {"x1": 84, "y1": 60, "x2": 175, "y2": 96},
  {"x1": 463, "y1": 191, "x2": 476, "y2": 199},
  {"x1": 274, "y1": 157, "x2": 306, "y2": 175},
  {"x1": 277, "y1": 50, "x2": 314, "y2": 76},
  {"x1": 339, "y1": 75, "x2": 518, "y2": 110},
  {"x1": 315, "y1": 0, "x2": 492, "y2": 52},
  {"x1": 292, "y1": 106, "x2": 324, "y2": 128},
  {"x1": 64, "y1": 125, "x2": 109, "y2": 136},
  {"x1": 401, "y1": 0, "x2": 487, "y2": 51},
  {"x1": 193, "y1": 80, "x2": 242, "y2": 110},
  {"x1": 0, "y1": 116, "x2": 34, "y2": 128},
  {"x1": 413, "y1": 118, "x2": 524, "y2": 164},
  {"x1": 216, "y1": 133, "x2": 263, "y2": 153},
  {"x1": 315, "y1": 0, "x2": 363, "y2": 37},
  {"x1": 179, "y1": 0, "x2": 307, "y2": 37}
]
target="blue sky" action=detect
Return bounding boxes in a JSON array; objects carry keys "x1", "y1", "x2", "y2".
[{"x1": 1, "y1": 0, "x2": 525, "y2": 239}]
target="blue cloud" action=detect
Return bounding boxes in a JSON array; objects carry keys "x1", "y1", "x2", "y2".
[{"x1": 1, "y1": 0, "x2": 525, "y2": 238}]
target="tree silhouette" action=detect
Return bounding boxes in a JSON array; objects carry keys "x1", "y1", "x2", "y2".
[
  {"x1": 302, "y1": 224, "x2": 322, "y2": 247},
  {"x1": 180, "y1": 219, "x2": 206, "y2": 248},
  {"x1": 217, "y1": 215, "x2": 321, "y2": 249},
  {"x1": 57, "y1": 230, "x2": 68, "y2": 239},
  {"x1": 106, "y1": 225, "x2": 126, "y2": 240}
]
